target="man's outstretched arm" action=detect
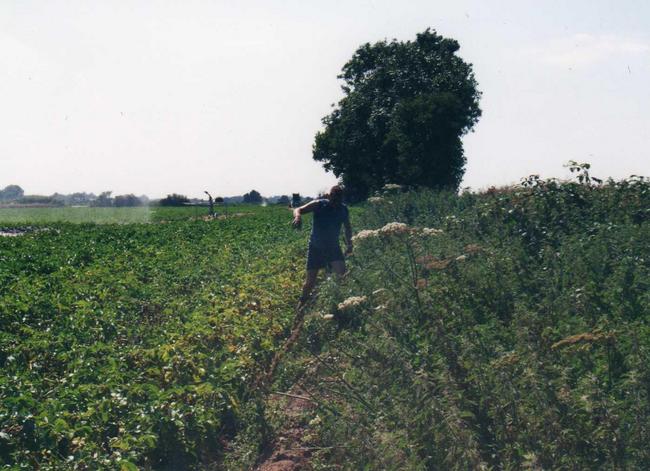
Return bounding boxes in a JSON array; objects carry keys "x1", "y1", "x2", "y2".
[{"x1": 292, "y1": 200, "x2": 321, "y2": 228}]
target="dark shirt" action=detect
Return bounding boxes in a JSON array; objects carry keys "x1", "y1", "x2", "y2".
[{"x1": 309, "y1": 199, "x2": 349, "y2": 248}]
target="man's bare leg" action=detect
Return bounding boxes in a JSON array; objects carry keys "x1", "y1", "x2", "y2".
[{"x1": 298, "y1": 269, "x2": 319, "y2": 311}]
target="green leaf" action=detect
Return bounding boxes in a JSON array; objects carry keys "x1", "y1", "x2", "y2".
[
  {"x1": 119, "y1": 460, "x2": 139, "y2": 471},
  {"x1": 53, "y1": 418, "x2": 69, "y2": 434}
]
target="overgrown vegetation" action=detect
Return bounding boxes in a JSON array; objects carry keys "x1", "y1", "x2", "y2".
[{"x1": 282, "y1": 167, "x2": 650, "y2": 469}]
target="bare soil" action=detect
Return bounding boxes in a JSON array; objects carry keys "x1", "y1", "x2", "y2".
[
  {"x1": 255, "y1": 387, "x2": 317, "y2": 471},
  {"x1": 255, "y1": 306, "x2": 317, "y2": 471}
]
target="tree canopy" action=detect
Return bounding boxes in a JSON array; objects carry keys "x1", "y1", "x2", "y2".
[
  {"x1": 243, "y1": 190, "x2": 263, "y2": 204},
  {"x1": 159, "y1": 193, "x2": 190, "y2": 207},
  {"x1": 90, "y1": 191, "x2": 114, "y2": 207},
  {"x1": 0, "y1": 185, "x2": 24, "y2": 201},
  {"x1": 313, "y1": 29, "x2": 481, "y2": 201},
  {"x1": 114, "y1": 194, "x2": 144, "y2": 207}
]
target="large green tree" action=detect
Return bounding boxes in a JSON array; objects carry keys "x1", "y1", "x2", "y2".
[{"x1": 313, "y1": 29, "x2": 481, "y2": 201}]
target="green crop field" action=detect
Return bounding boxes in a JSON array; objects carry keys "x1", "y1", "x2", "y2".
[
  {"x1": 0, "y1": 204, "x2": 265, "y2": 225},
  {"x1": 0, "y1": 207, "x2": 154, "y2": 225},
  {"x1": 0, "y1": 205, "x2": 306, "y2": 469},
  {"x1": 2, "y1": 174, "x2": 650, "y2": 470}
]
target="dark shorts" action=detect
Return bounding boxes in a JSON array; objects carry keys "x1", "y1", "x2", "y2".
[{"x1": 306, "y1": 243, "x2": 344, "y2": 270}]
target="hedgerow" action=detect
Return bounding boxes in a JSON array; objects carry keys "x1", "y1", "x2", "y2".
[{"x1": 289, "y1": 168, "x2": 650, "y2": 469}]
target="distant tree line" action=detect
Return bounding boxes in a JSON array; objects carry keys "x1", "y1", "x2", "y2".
[
  {"x1": 89, "y1": 192, "x2": 149, "y2": 207},
  {"x1": 0, "y1": 185, "x2": 150, "y2": 207},
  {"x1": 0, "y1": 184, "x2": 313, "y2": 208},
  {"x1": 157, "y1": 190, "x2": 310, "y2": 206},
  {"x1": 158, "y1": 194, "x2": 190, "y2": 206}
]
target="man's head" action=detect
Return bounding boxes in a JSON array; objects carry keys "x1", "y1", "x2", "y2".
[{"x1": 328, "y1": 185, "x2": 344, "y2": 206}]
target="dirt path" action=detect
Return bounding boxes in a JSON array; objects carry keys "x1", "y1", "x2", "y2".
[
  {"x1": 255, "y1": 307, "x2": 317, "y2": 471},
  {"x1": 255, "y1": 387, "x2": 316, "y2": 471}
]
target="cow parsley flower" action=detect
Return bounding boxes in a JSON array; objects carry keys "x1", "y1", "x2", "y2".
[
  {"x1": 378, "y1": 222, "x2": 413, "y2": 236},
  {"x1": 382, "y1": 183, "x2": 403, "y2": 191},
  {"x1": 352, "y1": 229, "x2": 379, "y2": 242},
  {"x1": 337, "y1": 296, "x2": 368, "y2": 311},
  {"x1": 421, "y1": 227, "x2": 444, "y2": 236}
]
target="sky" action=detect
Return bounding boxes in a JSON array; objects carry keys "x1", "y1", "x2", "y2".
[{"x1": 1, "y1": 0, "x2": 648, "y2": 199}]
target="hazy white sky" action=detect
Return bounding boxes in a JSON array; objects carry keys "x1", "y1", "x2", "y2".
[{"x1": 1, "y1": 0, "x2": 648, "y2": 198}]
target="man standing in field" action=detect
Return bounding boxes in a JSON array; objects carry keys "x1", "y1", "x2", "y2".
[{"x1": 292, "y1": 185, "x2": 352, "y2": 309}]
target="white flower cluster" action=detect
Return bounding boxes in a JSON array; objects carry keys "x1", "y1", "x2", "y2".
[
  {"x1": 382, "y1": 183, "x2": 403, "y2": 191},
  {"x1": 352, "y1": 229, "x2": 379, "y2": 242},
  {"x1": 378, "y1": 222, "x2": 413, "y2": 236},
  {"x1": 367, "y1": 196, "x2": 384, "y2": 204},
  {"x1": 337, "y1": 295, "x2": 368, "y2": 311},
  {"x1": 421, "y1": 227, "x2": 444, "y2": 236},
  {"x1": 352, "y1": 223, "x2": 444, "y2": 242}
]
